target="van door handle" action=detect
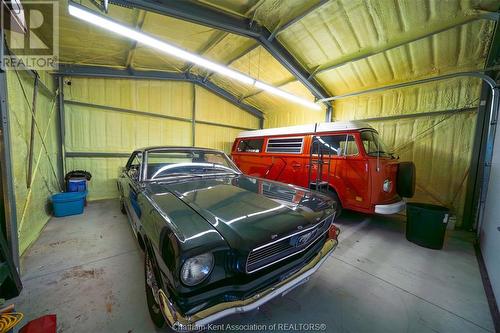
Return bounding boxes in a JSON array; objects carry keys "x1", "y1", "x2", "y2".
[{"x1": 291, "y1": 162, "x2": 301, "y2": 169}]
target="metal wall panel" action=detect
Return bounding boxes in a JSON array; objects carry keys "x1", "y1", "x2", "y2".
[
  {"x1": 195, "y1": 85, "x2": 260, "y2": 129},
  {"x1": 65, "y1": 77, "x2": 194, "y2": 119},
  {"x1": 64, "y1": 104, "x2": 191, "y2": 154},
  {"x1": 195, "y1": 123, "x2": 242, "y2": 153},
  {"x1": 65, "y1": 157, "x2": 129, "y2": 200}
]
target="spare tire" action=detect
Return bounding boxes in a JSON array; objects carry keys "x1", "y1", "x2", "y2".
[{"x1": 397, "y1": 162, "x2": 415, "y2": 198}]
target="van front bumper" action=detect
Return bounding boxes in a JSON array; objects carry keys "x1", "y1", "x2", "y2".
[
  {"x1": 158, "y1": 239, "x2": 337, "y2": 331},
  {"x1": 375, "y1": 200, "x2": 405, "y2": 214}
]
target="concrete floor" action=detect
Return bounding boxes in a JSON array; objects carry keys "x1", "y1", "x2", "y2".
[{"x1": 12, "y1": 199, "x2": 494, "y2": 332}]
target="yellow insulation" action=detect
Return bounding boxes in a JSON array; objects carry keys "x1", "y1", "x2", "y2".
[
  {"x1": 6, "y1": 69, "x2": 60, "y2": 255},
  {"x1": 64, "y1": 77, "x2": 259, "y2": 201},
  {"x1": 334, "y1": 77, "x2": 482, "y2": 226}
]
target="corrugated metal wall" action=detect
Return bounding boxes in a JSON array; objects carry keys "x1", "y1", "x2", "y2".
[
  {"x1": 7, "y1": 70, "x2": 61, "y2": 254},
  {"x1": 63, "y1": 77, "x2": 260, "y2": 201}
]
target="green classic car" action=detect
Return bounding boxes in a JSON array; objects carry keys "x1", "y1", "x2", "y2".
[{"x1": 117, "y1": 147, "x2": 340, "y2": 331}]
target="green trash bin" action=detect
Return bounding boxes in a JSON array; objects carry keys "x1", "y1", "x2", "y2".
[{"x1": 406, "y1": 203, "x2": 450, "y2": 250}]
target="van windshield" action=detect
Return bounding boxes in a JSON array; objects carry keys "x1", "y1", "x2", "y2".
[{"x1": 361, "y1": 131, "x2": 392, "y2": 157}]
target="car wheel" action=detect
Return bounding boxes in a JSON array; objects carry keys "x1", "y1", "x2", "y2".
[
  {"x1": 120, "y1": 197, "x2": 127, "y2": 215},
  {"x1": 145, "y1": 251, "x2": 166, "y2": 328},
  {"x1": 329, "y1": 190, "x2": 343, "y2": 218}
]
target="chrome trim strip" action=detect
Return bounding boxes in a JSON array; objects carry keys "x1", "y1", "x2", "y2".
[{"x1": 246, "y1": 228, "x2": 329, "y2": 274}]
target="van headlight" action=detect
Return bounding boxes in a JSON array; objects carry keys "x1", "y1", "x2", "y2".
[
  {"x1": 180, "y1": 253, "x2": 214, "y2": 286},
  {"x1": 383, "y1": 179, "x2": 392, "y2": 192}
]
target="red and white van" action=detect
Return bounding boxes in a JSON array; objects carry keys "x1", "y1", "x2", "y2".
[{"x1": 231, "y1": 121, "x2": 415, "y2": 215}]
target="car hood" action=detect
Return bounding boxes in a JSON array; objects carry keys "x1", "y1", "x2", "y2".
[{"x1": 147, "y1": 175, "x2": 335, "y2": 252}]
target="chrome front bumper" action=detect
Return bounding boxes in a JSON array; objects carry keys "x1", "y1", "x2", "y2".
[
  {"x1": 158, "y1": 239, "x2": 337, "y2": 331},
  {"x1": 374, "y1": 200, "x2": 406, "y2": 214}
]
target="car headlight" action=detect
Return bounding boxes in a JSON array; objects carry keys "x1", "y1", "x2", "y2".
[
  {"x1": 383, "y1": 179, "x2": 392, "y2": 192},
  {"x1": 180, "y1": 253, "x2": 214, "y2": 286}
]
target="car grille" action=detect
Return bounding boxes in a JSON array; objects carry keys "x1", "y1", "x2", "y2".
[{"x1": 246, "y1": 216, "x2": 332, "y2": 273}]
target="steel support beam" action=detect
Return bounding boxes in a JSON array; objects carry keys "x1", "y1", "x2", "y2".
[
  {"x1": 56, "y1": 77, "x2": 66, "y2": 186},
  {"x1": 66, "y1": 152, "x2": 131, "y2": 158},
  {"x1": 191, "y1": 84, "x2": 196, "y2": 146},
  {"x1": 125, "y1": 10, "x2": 147, "y2": 68},
  {"x1": 319, "y1": 71, "x2": 496, "y2": 101},
  {"x1": 464, "y1": 83, "x2": 492, "y2": 230},
  {"x1": 65, "y1": 99, "x2": 192, "y2": 123},
  {"x1": 312, "y1": 11, "x2": 499, "y2": 78},
  {"x1": 64, "y1": 100, "x2": 256, "y2": 132},
  {"x1": 109, "y1": 0, "x2": 331, "y2": 106},
  {"x1": 3, "y1": 45, "x2": 53, "y2": 97},
  {"x1": 203, "y1": 43, "x2": 259, "y2": 81},
  {"x1": 325, "y1": 105, "x2": 332, "y2": 122},
  {"x1": 275, "y1": 0, "x2": 330, "y2": 36},
  {"x1": 358, "y1": 107, "x2": 476, "y2": 123},
  {"x1": 183, "y1": 31, "x2": 227, "y2": 73},
  {"x1": 26, "y1": 75, "x2": 39, "y2": 188},
  {"x1": 0, "y1": 56, "x2": 20, "y2": 271},
  {"x1": 195, "y1": 120, "x2": 255, "y2": 132},
  {"x1": 56, "y1": 65, "x2": 264, "y2": 119},
  {"x1": 474, "y1": 19, "x2": 500, "y2": 234}
]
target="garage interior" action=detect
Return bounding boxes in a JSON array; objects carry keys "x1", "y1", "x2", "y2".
[{"x1": 0, "y1": 0, "x2": 499, "y2": 332}]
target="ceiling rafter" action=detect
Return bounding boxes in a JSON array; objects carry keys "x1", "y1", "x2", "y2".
[
  {"x1": 242, "y1": 10, "x2": 500, "y2": 101},
  {"x1": 203, "y1": 43, "x2": 259, "y2": 82},
  {"x1": 310, "y1": 11, "x2": 499, "y2": 79},
  {"x1": 109, "y1": 0, "x2": 331, "y2": 108},
  {"x1": 182, "y1": 31, "x2": 228, "y2": 73},
  {"x1": 274, "y1": 0, "x2": 330, "y2": 37},
  {"x1": 125, "y1": 9, "x2": 147, "y2": 68}
]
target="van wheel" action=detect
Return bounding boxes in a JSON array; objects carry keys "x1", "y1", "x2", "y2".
[
  {"x1": 329, "y1": 190, "x2": 343, "y2": 218},
  {"x1": 397, "y1": 162, "x2": 416, "y2": 198}
]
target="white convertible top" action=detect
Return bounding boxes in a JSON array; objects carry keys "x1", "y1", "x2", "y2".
[{"x1": 237, "y1": 121, "x2": 375, "y2": 138}]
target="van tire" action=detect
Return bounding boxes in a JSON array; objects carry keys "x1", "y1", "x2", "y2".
[{"x1": 397, "y1": 162, "x2": 416, "y2": 198}]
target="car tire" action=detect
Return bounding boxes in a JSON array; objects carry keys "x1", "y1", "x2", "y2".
[
  {"x1": 397, "y1": 162, "x2": 416, "y2": 198},
  {"x1": 120, "y1": 197, "x2": 127, "y2": 215},
  {"x1": 329, "y1": 190, "x2": 343, "y2": 218},
  {"x1": 145, "y1": 251, "x2": 166, "y2": 329}
]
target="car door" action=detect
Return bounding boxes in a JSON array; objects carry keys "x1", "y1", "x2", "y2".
[{"x1": 122, "y1": 151, "x2": 144, "y2": 233}]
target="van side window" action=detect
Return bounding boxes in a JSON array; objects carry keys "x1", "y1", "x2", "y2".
[
  {"x1": 313, "y1": 135, "x2": 358, "y2": 156},
  {"x1": 340, "y1": 135, "x2": 359, "y2": 156},
  {"x1": 266, "y1": 137, "x2": 304, "y2": 154},
  {"x1": 237, "y1": 139, "x2": 264, "y2": 153},
  {"x1": 312, "y1": 135, "x2": 345, "y2": 156}
]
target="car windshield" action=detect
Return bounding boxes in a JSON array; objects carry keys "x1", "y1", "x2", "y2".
[
  {"x1": 360, "y1": 131, "x2": 392, "y2": 157},
  {"x1": 145, "y1": 150, "x2": 240, "y2": 180}
]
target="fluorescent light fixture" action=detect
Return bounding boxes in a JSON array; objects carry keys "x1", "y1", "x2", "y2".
[{"x1": 68, "y1": 3, "x2": 322, "y2": 110}]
